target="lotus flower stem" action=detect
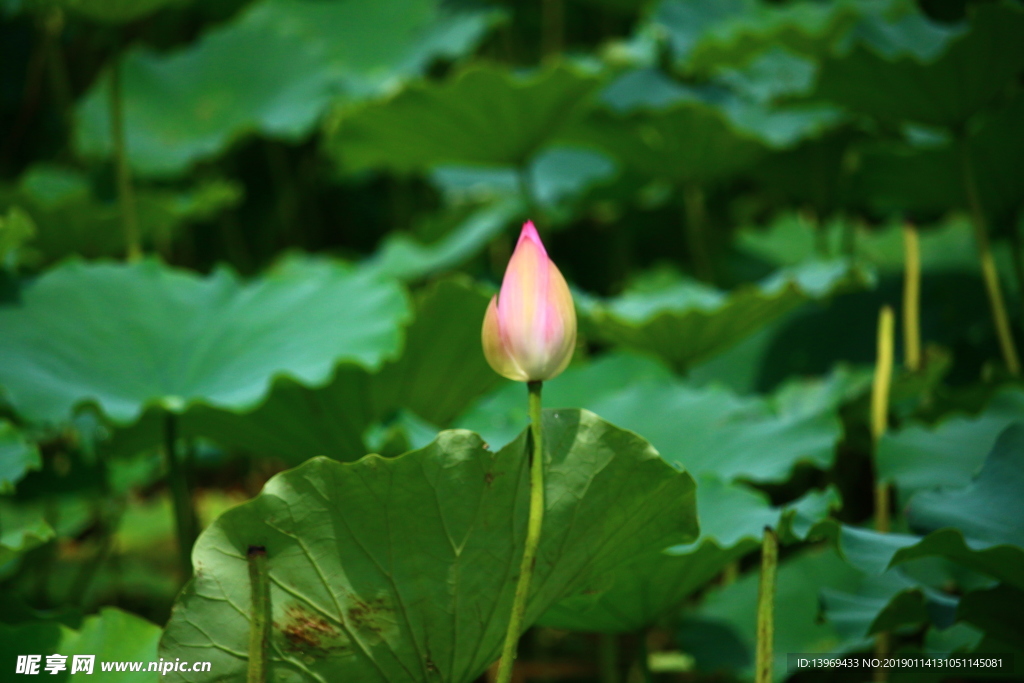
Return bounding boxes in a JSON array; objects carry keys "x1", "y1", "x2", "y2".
[
  {"x1": 496, "y1": 380, "x2": 545, "y2": 683},
  {"x1": 754, "y1": 526, "x2": 778, "y2": 683},
  {"x1": 108, "y1": 53, "x2": 142, "y2": 262},
  {"x1": 247, "y1": 546, "x2": 270, "y2": 683},
  {"x1": 959, "y1": 136, "x2": 1020, "y2": 375},
  {"x1": 872, "y1": 306, "x2": 894, "y2": 534},
  {"x1": 902, "y1": 224, "x2": 921, "y2": 372},
  {"x1": 164, "y1": 412, "x2": 197, "y2": 578},
  {"x1": 871, "y1": 306, "x2": 895, "y2": 677}
]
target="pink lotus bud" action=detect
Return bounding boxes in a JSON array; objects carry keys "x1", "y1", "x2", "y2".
[{"x1": 482, "y1": 221, "x2": 577, "y2": 382}]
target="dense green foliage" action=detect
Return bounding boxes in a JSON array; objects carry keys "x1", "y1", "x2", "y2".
[{"x1": 1, "y1": 0, "x2": 1022, "y2": 681}]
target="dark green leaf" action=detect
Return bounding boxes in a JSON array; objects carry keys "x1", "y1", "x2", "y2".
[
  {"x1": 580, "y1": 259, "x2": 870, "y2": 371},
  {"x1": 327, "y1": 63, "x2": 604, "y2": 173},
  {"x1": 74, "y1": 0, "x2": 497, "y2": 176},
  {"x1": 814, "y1": 2, "x2": 1024, "y2": 128}
]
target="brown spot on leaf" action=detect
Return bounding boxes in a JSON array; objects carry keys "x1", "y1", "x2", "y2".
[
  {"x1": 484, "y1": 471, "x2": 495, "y2": 487},
  {"x1": 276, "y1": 604, "x2": 349, "y2": 657},
  {"x1": 344, "y1": 592, "x2": 394, "y2": 639}
]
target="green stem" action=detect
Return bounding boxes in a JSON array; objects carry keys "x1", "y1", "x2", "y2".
[
  {"x1": 872, "y1": 306, "x2": 894, "y2": 534},
  {"x1": 959, "y1": 137, "x2": 1020, "y2": 375},
  {"x1": 109, "y1": 55, "x2": 142, "y2": 261},
  {"x1": 495, "y1": 381, "x2": 545, "y2": 683},
  {"x1": 902, "y1": 224, "x2": 921, "y2": 372},
  {"x1": 164, "y1": 412, "x2": 197, "y2": 578},
  {"x1": 247, "y1": 546, "x2": 270, "y2": 683},
  {"x1": 755, "y1": 527, "x2": 778, "y2": 683},
  {"x1": 599, "y1": 632, "x2": 619, "y2": 683}
]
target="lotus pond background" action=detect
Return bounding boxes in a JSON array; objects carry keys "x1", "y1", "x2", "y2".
[{"x1": 1, "y1": 0, "x2": 1023, "y2": 681}]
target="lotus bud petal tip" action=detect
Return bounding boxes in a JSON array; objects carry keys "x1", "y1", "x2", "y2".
[{"x1": 482, "y1": 221, "x2": 577, "y2": 382}]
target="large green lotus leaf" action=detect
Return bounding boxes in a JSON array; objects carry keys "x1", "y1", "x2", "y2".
[
  {"x1": 596, "y1": 67, "x2": 844, "y2": 151},
  {"x1": 105, "y1": 278, "x2": 493, "y2": 464},
  {"x1": 539, "y1": 482, "x2": 839, "y2": 633},
  {"x1": 0, "y1": 257, "x2": 410, "y2": 425},
  {"x1": 857, "y1": 91, "x2": 1024, "y2": 223},
  {"x1": 158, "y1": 410, "x2": 698, "y2": 682},
  {"x1": 0, "y1": 165, "x2": 241, "y2": 262},
  {"x1": 580, "y1": 259, "x2": 869, "y2": 371},
  {"x1": 369, "y1": 198, "x2": 524, "y2": 281},
  {"x1": 74, "y1": 0, "x2": 496, "y2": 177},
  {"x1": 327, "y1": 63, "x2": 604, "y2": 173},
  {"x1": 816, "y1": 427, "x2": 1024, "y2": 591},
  {"x1": 878, "y1": 388, "x2": 1024, "y2": 494},
  {"x1": 813, "y1": 2, "x2": 1024, "y2": 128},
  {"x1": 562, "y1": 76, "x2": 768, "y2": 185},
  {"x1": 460, "y1": 354, "x2": 860, "y2": 483},
  {"x1": 651, "y1": 0, "x2": 869, "y2": 72},
  {"x1": 682, "y1": 546, "x2": 862, "y2": 681},
  {"x1": 0, "y1": 421, "x2": 41, "y2": 494},
  {"x1": 0, "y1": 607, "x2": 161, "y2": 681},
  {"x1": 907, "y1": 423, "x2": 1024, "y2": 549}
]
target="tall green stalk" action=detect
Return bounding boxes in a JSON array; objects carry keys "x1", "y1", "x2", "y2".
[
  {"x1": 959, "y1": 137, "x2": 1020, "y2": 375},
  {"x1": 495, "y1": 380, "x2": 545, "y2": 683},
  {"x1": 755, "y1": 527, "x2": 778, "y2": 683},
  {"x1": 109, "y1": 56, "x2": 142, "y2": 261},
  {"x1": 247, "y1": 546, "x2": 270, "y2": 683},
  {"x1": 872, "y1": 306, "x2": 894, "y2": 534},
  {"x1": 902, "y1": 224, "x2": 921, "y2": 372},
  {"x1": 164, "y1": 412, "x2": 197, "y2": 578}
]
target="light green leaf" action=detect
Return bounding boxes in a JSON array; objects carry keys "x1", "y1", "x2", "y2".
[
  {"x1": 0, "y1": 257, "x2": 410, "y2": 425},
  {"x1": 158, "y1": 410, "x2": 698, "y2": 682},
  {"x1": 0, "y1": 607, "x2": 161, "y2": 681},
  {"x1": 105, "y1": 278, "x2": 497, "y2": 464},
  {"x1": 580, "y1": 259, "x2": 870, "y2": 371},
  {"x1": 908, "y1": 423, "x2": 1024, "y2": 548},
  {"x1": 327, "y1": 63, "x2": 605, "y2": 173},
  {"x1": 0, "y1": 421, "x2": 40, "y2": 494},
  {"x1": 74, "y1": 0, "x2": 497, "y2": 176},
  {"x1": 878, "y1": 388, "x2": 1024, "y2": 494}
]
